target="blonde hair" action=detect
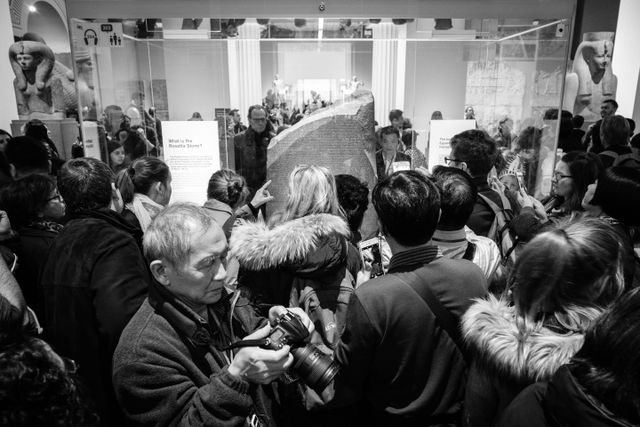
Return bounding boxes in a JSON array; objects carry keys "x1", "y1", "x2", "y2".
[{"x1": 280, "y1": 165, "x2": 344, "y2": 222}]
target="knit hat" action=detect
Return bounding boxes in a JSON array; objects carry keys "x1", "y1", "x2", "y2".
[{"x1": 107, "y1": 139, "x2": 122, "y2": 154}]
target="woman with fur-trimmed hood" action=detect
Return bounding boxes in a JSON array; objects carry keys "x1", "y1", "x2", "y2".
[
  {"x1": 230, "y1": 165, "x2": 360, "y2": 348},
  {"x1": 461, "y1": 218, "x2": 626, "y2": 427}
]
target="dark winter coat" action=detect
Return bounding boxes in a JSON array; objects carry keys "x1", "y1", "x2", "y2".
[
  {"x1": 113, "y1": 282, "x2": 277, "y2": 426},
  {"x1": 233, "y1": 126, "x2": 274, "y2": 197},
  {"x1": 461, "y1": 296, "x2": 596, "y2": 427},
  {"x1": 331, "y1": 245, "x2": 487, "y2": 426},
  {"x1": 41, "y1": 208, "x2": 149, "y2": 425},
  {"x1": 497, "y1": 366, "x2": 637, "y2": 427}
]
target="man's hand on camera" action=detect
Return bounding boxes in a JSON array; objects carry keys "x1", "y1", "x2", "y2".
[
  {"x1": 227, "y1": 324, "x2": 293, "y2": 384},
  {"x1": 268, "y1": 306, "x2": 315, "y2": 335}
]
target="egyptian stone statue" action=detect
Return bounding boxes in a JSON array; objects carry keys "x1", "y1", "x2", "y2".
[
  {"x1": 562, "y1": 32, "x2": 617, "y2": 122},
  {"x1": 8, "y1": 33, "x2": 78, "y2": 119}
]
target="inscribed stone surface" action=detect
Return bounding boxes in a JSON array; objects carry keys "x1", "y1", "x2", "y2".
[{"x1": 267, "y1": 90, "x2": 378, "y2": 238}]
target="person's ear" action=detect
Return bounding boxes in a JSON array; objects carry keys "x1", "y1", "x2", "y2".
[
  {"x1": 150, "y1": 260, "x2": 170, "y2": 285},
  {"x1": 460, "y1": 162, "x2": 468, "y2": 172}
]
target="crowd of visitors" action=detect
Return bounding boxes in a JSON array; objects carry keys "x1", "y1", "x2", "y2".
[{"x1": 0, "y1": 98, "x2": 639, "y2": 427}]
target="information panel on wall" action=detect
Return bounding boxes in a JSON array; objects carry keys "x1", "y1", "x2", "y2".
[
  {"x1": 162, "y1": 121, "x2": 220, "y2": 204},
  {"x1": 427, "y1": 120, "x2": 477, "y2": 170}
]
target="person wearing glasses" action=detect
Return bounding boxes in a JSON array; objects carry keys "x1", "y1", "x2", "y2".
[
  {"x1": 0, "y1": 174, "x2": 65, "y2": 322},
  {"x1": 233, "y1": 105, "x2": 275, "y2": 206},
  {"x1": 447, "y1": 129, "x2": 511, "y2": 238},
  {"x1": 544, "y1": 151, "x2": 602, "y2": 221}
]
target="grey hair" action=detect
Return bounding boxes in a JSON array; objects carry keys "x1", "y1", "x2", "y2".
[{"x1": 143, "y1": 202, "x2": 215, "y2": 268}]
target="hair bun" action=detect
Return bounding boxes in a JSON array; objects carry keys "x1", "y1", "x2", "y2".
[{"x1": 127, "y1": 167, "x2": 136, "y2": 178}]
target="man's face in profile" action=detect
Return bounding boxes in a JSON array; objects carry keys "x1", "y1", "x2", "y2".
[
  {"x1": 601, "y1": 102, "x2": 616, "y2": 118},
  {"x1": 249, "y1": 108, "x2": 267, "y2": 133}
]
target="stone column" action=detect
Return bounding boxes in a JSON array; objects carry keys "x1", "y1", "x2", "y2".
[
  {"x1": 371, "y1": 22, "x2": 407, "y2": 126},
  {"x1": 227, "y1": 21, "x2": 262, "y2": 121}
]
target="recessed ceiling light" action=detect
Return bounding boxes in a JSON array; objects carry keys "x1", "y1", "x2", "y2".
[{"x1": 28, "y1": 5, "x2": 37, "y2": 12}]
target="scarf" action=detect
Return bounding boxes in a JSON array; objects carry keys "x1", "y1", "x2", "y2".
[{"x1": 126, "y1": 193, "x2": 164, "y2": 232}]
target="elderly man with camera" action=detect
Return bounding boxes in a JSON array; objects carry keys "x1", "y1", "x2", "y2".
[{"x1": 112, "y1": 203, "x2": 315, "y2": 426}]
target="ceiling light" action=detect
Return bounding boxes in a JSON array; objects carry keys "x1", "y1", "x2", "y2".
[{"x1": 28, "y1": 5, "x2": 37, "y2": 12}]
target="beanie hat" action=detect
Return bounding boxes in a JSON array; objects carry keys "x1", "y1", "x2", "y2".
[{"x1": 107, "y1": 139, "x2": 122, "y2": 154}]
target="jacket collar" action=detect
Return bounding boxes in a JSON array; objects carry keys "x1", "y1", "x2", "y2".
[
  {"x1": 203, "y1": 199, "x2": 234, "y2": 215},
  {"x1": 70, "y1": 208, "x2": 142, "y2": 238},
  {"x1": 387, "y1": 244, "x2": 440, "y2": 273},
  {"x1": 148, "y1": 280, "x2": 234, "y2": 347},
  {"x1": 231, "y1": 213, "x2": 350, "y2": 271},
  {"x1": 462, "y1": 295, "x2": 587, "y2": 383}
]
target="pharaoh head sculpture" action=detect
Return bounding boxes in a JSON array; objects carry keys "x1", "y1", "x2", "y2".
[{"x1": 9, "y1": 39, "x2": 55, "y2": 92}]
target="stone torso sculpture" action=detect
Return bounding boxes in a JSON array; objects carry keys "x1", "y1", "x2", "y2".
[{"x1": 563, "y1": 32, "x2": 617, "y2": 122}]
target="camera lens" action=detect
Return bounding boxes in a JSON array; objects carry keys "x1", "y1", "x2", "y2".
[{"x1": 291, "y1": 345, "x2": 340, "y2": 393}]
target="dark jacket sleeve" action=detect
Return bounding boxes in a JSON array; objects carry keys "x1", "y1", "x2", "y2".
[
  {"x1": 331, "y1": 292, "x2": 378, "y2": 406},
  {"x1": 90, "y1": 234, "x2": 148, "y2": 352},
  {"x1": 113, "y1": 341, "x2": 254, "y2": 426}
]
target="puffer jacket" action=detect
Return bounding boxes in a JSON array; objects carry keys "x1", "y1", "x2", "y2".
[
  {"x1": 497, "y1": 366, "x2": 638, "y2": 427},
  {"x1": 461, "y1": 295, "x2": 595, "y2": 427},
  {"x1": 231, "y1": 213, "x2": 359, "y2": 316}
]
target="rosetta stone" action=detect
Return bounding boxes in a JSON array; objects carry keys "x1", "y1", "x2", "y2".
[{"x1": 267, "y1": 90, "x2": 378, "y2": 239}]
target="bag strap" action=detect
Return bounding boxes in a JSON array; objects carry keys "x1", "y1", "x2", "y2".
[
  {"x1": 462, "y1": 242, "x2": 476, "y2": 261},
  {"x1": 600, "y1": 150, "x2": 618, "y2": 160},
  {"x1": 394, "y1": 272, "x2": 469, "y2": 364}
]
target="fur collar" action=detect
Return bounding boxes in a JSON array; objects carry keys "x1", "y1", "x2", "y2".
[
  {"x1": 462, "y1": 295, "x2": 586, "y2": 383},
  {"x1": 230, "y1": 213, "x2": 350, "y2": 270}
]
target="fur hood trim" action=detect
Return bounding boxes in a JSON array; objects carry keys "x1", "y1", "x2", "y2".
[
  {"x1": 462, "y1": 295, "x2": 585, "y2": 383},
  {"x1": 230, "y1": 213, "x2": 350, "y2": 270}
]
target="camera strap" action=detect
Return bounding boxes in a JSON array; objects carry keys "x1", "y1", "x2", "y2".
[{"x1": 220, "y1": 338, "x2": 270, "y2": 351}]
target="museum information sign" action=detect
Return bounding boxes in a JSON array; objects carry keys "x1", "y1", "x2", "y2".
[
  {"x1": 162, "y1": 121, "x2": 220, "y2": 204},
  {"x1": 427, "y1": 120, "x2": 477, "y2": 170}
]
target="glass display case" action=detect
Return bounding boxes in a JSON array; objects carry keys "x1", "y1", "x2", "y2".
[{"x1": 66, "y1": 0, "x2": 577, "y2": 210}]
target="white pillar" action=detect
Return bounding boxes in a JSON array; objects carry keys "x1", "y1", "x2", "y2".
[
  {"x1": 613, "y1": 0, "x2": 640, "y2": 124},
  {"x1": 371, "y1": 22, "x2": 407, "y2": 126},
  {"x1": 227, "y1": 22, "x2": 262, "y2": 121},
  {"x1": 1, "y1": 1, "x2": 19, "y2": 131}
]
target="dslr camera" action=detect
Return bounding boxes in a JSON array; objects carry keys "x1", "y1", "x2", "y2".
[{"x1": 263, "y1": 312, "x2": 339, "y2": 393}]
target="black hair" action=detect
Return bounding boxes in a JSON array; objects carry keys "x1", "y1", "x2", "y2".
[
  {"x1": 247, "y1": 104, "x2": 267, "y2": 120},
  {"x1": 449, "y1": 129, "x2": 497, "y2": 178},
  {"x1": 601, "y1": 115, "x2": 631, "y2": 147},
  {"x1": 5, "y1": 136, "x2": 50, "y2": 175},
  {"x1": 432, "y1": 166, "x2": 477, "y2": 229},
  {"x1": 0, "y1": 174, "x2": 57, "y2": 229},
  {"x1": 569, "y1": 288, "x2": 640, "y2": 425},
  {"x1": 388, "y1": 109, "x2": 403, "y2": 123},
  {"x1": 572, "y1": 115, "x2": 585, "y2": 128},
  {"x1": 335, "y1": 174, "x2": 369, "y2": 237},
  {"x1": 603, "y1": 99, "x2": 619, "y2": 110},
  {"x1": 402, "y1": 130, "x2": 418, "y2": 148},
  {"x1": 207, "y1": 169, "x2": 249, "y2": 208},
  {"x1": 0, "y1": 334, "x2": 96, "y2": 426},
  {"x1": 380, "y1": 126, "x2": 400, "y2": 139},
  {"x1": 590, "y1": 167, "x2": 640, "y2": 226},
  {"x1": 115, "y1": 157, "x2": 170, "y2": 205},
  {"x1": 228, "y1": 109, "x2": 239, "y2": 116},
  {"x1": 373, "y1": 170, "x2": 440, "y2": 246},
  {"x1": 515, "y1": 126, "x2": 542, "y2": 152},
  {"x1": 560, "y1": 151, "x2": 603, "y2": 213},
  {"x1": 58, "y1": 158, "x2": 114, "y2": 214}
]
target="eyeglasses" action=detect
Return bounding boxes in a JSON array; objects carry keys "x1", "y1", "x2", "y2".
[
  {"x1": 47, "y1": 193, "x2": 64, "y2": 202},
  {"x1": 444, "y1": 157, "x2": 464, "y2": 166},
  {"x1": 553, "y1": 172, "x2": 572, "y2": 180},
  {"x1": 250, "y1": 117, "x2": 267, "y2": 122}
]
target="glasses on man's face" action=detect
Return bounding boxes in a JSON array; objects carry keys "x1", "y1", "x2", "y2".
[
  {"x1": 444, "y1": 157, "x2": 463, "y2": 166},
  {"x1": 553, "y1": 172, "x2": 572, "y2": 180},
  {"x1": 250, "y1": 117, "x2": 267, "y2": 122}
]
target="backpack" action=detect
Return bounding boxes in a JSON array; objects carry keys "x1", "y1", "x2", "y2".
[
  {"x1": 288, "y1": 264, "x2": 355, "y2": 353},
  {"x1": 600, "y1": 150, "x2": 640, "y2": 169},
  {"x1": 477, "y1": 192, "x2": 517, "y2": 267}
]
